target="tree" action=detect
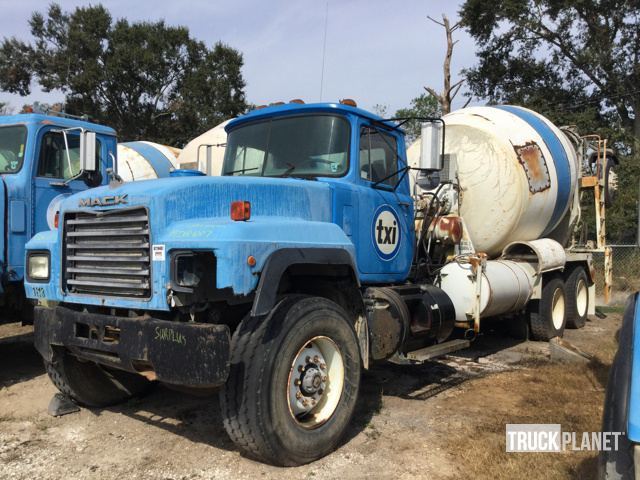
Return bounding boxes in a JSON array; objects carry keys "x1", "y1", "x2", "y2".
[
  {"x1": 394, "y1": 93, "x2": 441, "y2": 142},
  {"x1": 0, "y1": 102, "x2": 11, "y2": 115},
  {"x1": 460, "y1": 0, "x2": 640, "y2": 244},
  {"x1": 20, "y1": 101, "x2": 63, "y2": 114},
  {"x1": 424, "y1": 15, "x2": 468, "y2": 115},
  {"x1": 460, "y1": 1, "x2": 640, "y2": 140},
  {"x1": 0, "y1": 3, "x2": 247, "y2": 145},
  {"x1": 371, "y1": 104, "x2": 388, "y2": 117}
]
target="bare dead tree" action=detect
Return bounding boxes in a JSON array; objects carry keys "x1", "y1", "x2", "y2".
[{"x1": 424, "y1": 14, "x2": 470, "y2": 114}]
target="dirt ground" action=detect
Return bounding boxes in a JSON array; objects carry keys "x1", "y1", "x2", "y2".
[{"x1": 0, "y1": 310, "x2": 622, "y2": 480}]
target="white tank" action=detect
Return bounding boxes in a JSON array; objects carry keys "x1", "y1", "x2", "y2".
[
  {"x1": 117, "y1": 142, "x2": 181, "y2": 182},
  {"x1": 409, "y1": 106, "x2": 579, "y2": 257},
  {"x1": 177, "y1": 119, "x2": 230, "y2": 174}
]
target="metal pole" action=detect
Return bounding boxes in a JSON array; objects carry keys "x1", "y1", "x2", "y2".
[{"x1": 319, "y1": 1, "x2": 329, "y2": 101}]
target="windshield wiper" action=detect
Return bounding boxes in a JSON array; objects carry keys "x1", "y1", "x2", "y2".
[
  {"x1": 224, "y1": 167, "x2": 259, "y2": 175},
  {"x1": 280, "y1": 163, "x2": 296, "y2": 177}
]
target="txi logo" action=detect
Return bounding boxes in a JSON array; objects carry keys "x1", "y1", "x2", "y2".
[{"x1": 372, "y1": 205, "x2": 401, "y2": 260}]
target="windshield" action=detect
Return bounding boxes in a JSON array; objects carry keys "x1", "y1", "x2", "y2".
[
  {"x1": 0, "y1": 125, "x2": 27, "y2": 173},
  {"x1": 223, "y1": 115, "x2": 350, "y2": 177}
]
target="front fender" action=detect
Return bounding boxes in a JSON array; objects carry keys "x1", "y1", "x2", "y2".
[
  {"x1": 250, "y1": 247, "x2": 359, "y2": 316},
  {"x1": 160, "y1": 216, "x2": 357, "y2": 297}
]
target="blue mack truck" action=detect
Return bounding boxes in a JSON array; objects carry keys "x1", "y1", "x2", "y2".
[
  {"x1": 24, "y1": 101, "x2": 606, "y2": 466},
  {"x1": 0, "y1": 113, "x2": 117, "y2": 322}
]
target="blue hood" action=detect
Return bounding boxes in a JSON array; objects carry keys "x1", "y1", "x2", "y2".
[{"x1": 61, "y1": 175, "x2": 333, "y2": 226}]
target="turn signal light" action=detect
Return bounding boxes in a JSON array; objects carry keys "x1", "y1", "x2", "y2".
[
  {"x1": 54, "y1": 212, "x2": 59, "y2": 229},
  {"x1": 231, "y1": 201, "x2": 251, "y2": 221}
]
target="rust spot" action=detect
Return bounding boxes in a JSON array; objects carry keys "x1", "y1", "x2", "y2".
[
  {"x1": 434, "y1": 216, "x2": 463, "y2": 244},
  {"x1": 514, "y1": 142, "x2": 551, "y2": 193}
]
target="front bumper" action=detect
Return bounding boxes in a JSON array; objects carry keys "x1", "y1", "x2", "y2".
[{"x1": 34, "y1": 306, "x2": 230, "y2": 387}]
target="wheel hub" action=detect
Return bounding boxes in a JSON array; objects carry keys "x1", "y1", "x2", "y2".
[
  {"x1": 289, "y1": 343, "x2": 328, "y2": 417},
  {"x1": 287, "y1": 336, "x2": 345, "y2": 429},
  {"x1": 300, "y1": 366, "x2": 323, "y2": 395}
]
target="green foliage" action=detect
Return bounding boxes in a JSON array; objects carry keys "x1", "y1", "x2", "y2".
[
  {"x1": 460, "y1": 0, "x2": 640, "y2": 243},
  {"x1": 0, "y1": 3, "x2": 247, "y2": 145},
  {"x1": 394, "y1": 93, "x2": 441, "y2": 143}
]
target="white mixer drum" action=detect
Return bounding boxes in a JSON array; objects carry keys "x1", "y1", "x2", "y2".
[
  {"x1": 415, "y1": 106, "x2": 579, "y2": 257},
  {"x1": 117, "y1": 142, "x2": 181, "y2": 181}
]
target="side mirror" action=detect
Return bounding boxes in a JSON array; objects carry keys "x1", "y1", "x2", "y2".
[
  {"x1": 420, "y1": 122, "x2": 443, "y2": 171},
  {"x1": 80, "y1": 131, "x2": 98, "y2": 172}
]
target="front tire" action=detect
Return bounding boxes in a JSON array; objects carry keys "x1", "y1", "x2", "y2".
[
  {"x1": 220, "y1": 296, "x2": 361, "y2": 466},
  {"x1": 45, "y1": 351, "x2": 152, "y2": 408}
]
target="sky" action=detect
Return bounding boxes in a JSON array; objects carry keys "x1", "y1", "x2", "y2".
[{"x1": 0, "y1": 0, "x2": 479, "y2": 115}]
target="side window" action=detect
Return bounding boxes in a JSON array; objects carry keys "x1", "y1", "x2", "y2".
[
  {"x1": 359, "y1": 126, "x2": 398, "y2": 186},
  {"x1": 37, "y1": 132, "x2": 81, "y2": 180}
]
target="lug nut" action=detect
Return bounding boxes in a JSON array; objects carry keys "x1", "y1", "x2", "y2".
[
  {"x1": 294, "y1": 379, "x2": 301, "y2": 386},
  {"x1": 296, "y1": 392, "x2": 302, "y2": 399},
  {"x1": 320, "y1": 363, "x2": 326, "y2": 370},
  {"x1": 305, "y1": 356, "x2": 311, "y2": 363},
  {"x1": 313, "y1": 355, "x2": 320, "y2": 363},
  {"x1": 298, "y1": 365, "x2": 304, "y2": 372},
  {"x1": 318, "y1": 388, "x2": 324, "y2": 395}
]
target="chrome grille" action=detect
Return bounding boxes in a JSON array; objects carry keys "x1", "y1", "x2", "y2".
[{"x1": 63, "y1": 207, "x2": 151, "y2": 298}]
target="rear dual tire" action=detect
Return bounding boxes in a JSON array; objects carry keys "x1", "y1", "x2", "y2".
[
  {"x1": 220, "y1": 295, "x2": 361, "y2": 466},
  {"x1": 566, "y1": 267, "x2": 590, "y2": 329},
  {"x1": 529, "y1": 277, "x2": 567, "y2": 341}
]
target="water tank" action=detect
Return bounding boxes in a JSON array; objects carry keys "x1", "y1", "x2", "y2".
[
  {"x1": 177, "y1": 119, "x2": 230, "y2": 174},
  {"x1": 409, "y1": 106, "x2": 579, "y2": 257},
  {"x1": 117, "y1": 142, "x2": 181, "y2": 182}
]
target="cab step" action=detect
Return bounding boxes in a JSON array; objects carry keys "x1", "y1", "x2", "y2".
[{"x1": 402, "y1": 339, "x2": 471, "y2": 363}]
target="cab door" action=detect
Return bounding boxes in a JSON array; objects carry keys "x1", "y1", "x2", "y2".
[
  {"x1": 33, "y1": 129, "x2": 95, "y2": 233},
  {"x1": 355, "y1": 123, "x2": 413, "y2": 279}
]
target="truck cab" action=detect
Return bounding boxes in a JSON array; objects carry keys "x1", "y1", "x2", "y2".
[{"x1": 0, "y1": 113, "x2": 115, "y2": 321}]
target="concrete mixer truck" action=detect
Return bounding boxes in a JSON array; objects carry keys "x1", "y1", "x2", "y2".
[
  {"x1": 24, "y1": 101, "x2": 613, "y2": 466},
  {"x1": 0, "y1": 111, "x2": 182, "y2": 324}
]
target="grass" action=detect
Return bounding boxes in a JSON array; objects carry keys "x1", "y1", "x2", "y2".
[{"x1": 441, "y1": 327, "x2": 618, "y2": 480}]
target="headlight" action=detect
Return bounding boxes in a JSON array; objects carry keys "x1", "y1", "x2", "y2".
[
  {"x1": 171, "y1": 251, "x2": 216, "y2": 293},
  {"x1": 176, "y1": 255, "x2": 199, "y2": 287},
  {"x1": 28, "y1": 253, "x2": 50, "y2": 281}
]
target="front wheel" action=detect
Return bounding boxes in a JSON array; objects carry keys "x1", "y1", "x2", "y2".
[
  {"x1": 45, "y1": 351, "x2": 153, "y2": 407},
  {"x1": 220, "y1": 296, "x2": 361, "y2": 466}
]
